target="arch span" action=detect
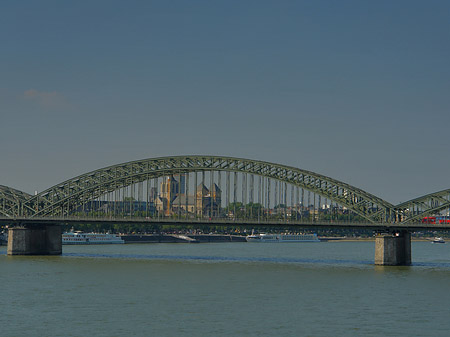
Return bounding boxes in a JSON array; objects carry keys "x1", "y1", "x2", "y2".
[
  {"x1": 0, "y1": 185, "x2": 31, "y2": 217},
  {"x1": 17, "y1": 155, "x2": 395, "y2": 222},
  {"x1": 394, "y1": 189, "x2": 450, "y2": 223}
]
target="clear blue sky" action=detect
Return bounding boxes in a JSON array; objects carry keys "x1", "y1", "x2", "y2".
[{"x1": 1, "y1": 0, "x2": 449, "y2": 204}]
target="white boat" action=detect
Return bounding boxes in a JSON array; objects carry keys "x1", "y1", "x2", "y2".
[
  {"x1": 62, "y1": 232, "x2": 124, "y2": 245},
  {"x1": 246, "y1": 233, "x2": 320, "y2": 242},
  {"x1": 431, "y1": 237, "x2": 445, "y2": 244}
]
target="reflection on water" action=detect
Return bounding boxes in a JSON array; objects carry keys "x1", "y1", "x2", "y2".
[
  {"x1": 1, "y1": 242, "x2": 450, "y2": 337},
  {"x1": 53, "y1": 240, "x2": 450, "y2": 269}
]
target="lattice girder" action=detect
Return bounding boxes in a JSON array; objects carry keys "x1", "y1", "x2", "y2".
[
  {"x1": 5, "y1": 156, "x2": 449, "y2": 224},
  {"x1": 395, "y1": 189, "x2": 450, "y2": 223},
  {"x1": 11, "y1": 156, "x2": 394, "y2": 222},
  {"x1": 0, "y1": 185, "x2": 31, "y2": 217}
]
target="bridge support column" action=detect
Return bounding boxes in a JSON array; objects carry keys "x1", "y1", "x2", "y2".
[
  {"x1": 7, "y1": 225, "x2": 62, "y2": 255},
  {"x1": 375, "y1": 231, "x2": 411, "y2": 266}
]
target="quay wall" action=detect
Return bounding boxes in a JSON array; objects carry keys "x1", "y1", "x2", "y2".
[
  {"x1": 188, "y1": 235, "x2": 247, "y2": 242},
  {"x1": 120, "y1": 234, "x2": 246, "y2": 243}
]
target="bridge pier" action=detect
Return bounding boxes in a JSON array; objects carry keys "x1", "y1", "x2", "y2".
[
  {"x1": 7, "y1": 225, "x2": 62, "y2": 255},
  {"x1": 375, "y1": 231, "x2": 411, "y2": 266}
]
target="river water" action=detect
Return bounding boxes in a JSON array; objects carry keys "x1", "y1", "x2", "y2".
[{"x1": 1, "y1": 241, "x2": 449, "y2": 337}]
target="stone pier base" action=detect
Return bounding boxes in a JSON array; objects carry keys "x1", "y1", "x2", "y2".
[
  {"x1": 7, "y1": 225, "x2": 62, "y2": 255},
  {"x1": 375, "y1": 231, "x2": 411, "y2": 266}
]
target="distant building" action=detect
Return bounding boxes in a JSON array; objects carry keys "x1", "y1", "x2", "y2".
[
  {"x1": 75, "y1": 200, "x2": 155, "y2": 214},
  {"x1": 149, "y1": 187, "x2": 158, "y2": 202},
  {"x1": 171, "y1": 195, "x2": 196, "y2": 214},
  {"x1": 194, "y1": 183, "x2": 221, "y2": 217},
  {"x1": 156, "y1": 175, "x2": 179, "y2": 216},
  {"x1": 174, "y1": 174, "x2": 186, "y2": 194},
  {"x1": 155, "y1": 177, "x2": 221, "y2": 217}
]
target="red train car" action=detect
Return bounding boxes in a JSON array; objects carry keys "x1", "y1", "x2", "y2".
[{"x1": 422, "y1": 216, "x2": 450, "y2": 224}]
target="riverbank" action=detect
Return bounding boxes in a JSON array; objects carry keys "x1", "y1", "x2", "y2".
[
  {"x1": 120, "y1": 234, "x2": 247, "y2": 243},
  {"x1": 320, "y1": 237, "x2": 435, "y2": 242},
  {"x1": 120, "y1": 234, "x2": 437, "y2": 244}
]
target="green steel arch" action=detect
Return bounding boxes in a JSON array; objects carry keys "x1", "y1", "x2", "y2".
[
  {"x1": 394, "y1": 189, "x2": 450, "y2": 223},
  {"x1": 0, "y1": 185, "x2": 31, "y2": 217},
  {"x1": 18, "y1": 155, "x2": 395, "y2": 222}
]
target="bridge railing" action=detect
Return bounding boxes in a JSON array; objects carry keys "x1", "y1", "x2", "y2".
[{"x1": 3, "y1": 215, "x2": 449, "y2": 232}]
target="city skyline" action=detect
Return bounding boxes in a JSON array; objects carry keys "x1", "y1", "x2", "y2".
[{"x1": 1, "y1": 0, "x2": 449, "y2": 204}]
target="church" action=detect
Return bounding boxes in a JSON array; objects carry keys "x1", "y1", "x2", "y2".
[{"x1": 155, "y1": 175, "x2": 221, "y2": 217}]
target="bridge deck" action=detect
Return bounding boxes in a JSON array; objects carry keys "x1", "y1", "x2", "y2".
[{"x1": 1, "y1": 217, "x2": 449, "y2": 232}]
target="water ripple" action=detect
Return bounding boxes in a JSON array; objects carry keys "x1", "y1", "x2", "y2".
[{"x1": 63, "y1": 252, "x2": 374, "y2": 266}]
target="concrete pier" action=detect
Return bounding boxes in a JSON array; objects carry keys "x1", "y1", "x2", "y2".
[
  {"x1": 375, "y1": 231, "x2": 411, "y2": 266},
  {"x1": 7, "y1": 225, "x2": 62, "y2": 255}
]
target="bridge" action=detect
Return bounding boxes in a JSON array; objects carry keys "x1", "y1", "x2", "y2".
[{"x1": 2, "y1": 155, "x2": 450, "y2": 265}]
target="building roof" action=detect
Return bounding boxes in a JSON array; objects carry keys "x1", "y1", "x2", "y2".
[
  {"x1": 210, "y1": 183, "x2": 221, "y2": 193},
  {"x1": 196, "y1": 183, "x2": 209, "y2": 195},
  {"x1": 172, "y1": 195, "x2": 196, "y2": 206}
]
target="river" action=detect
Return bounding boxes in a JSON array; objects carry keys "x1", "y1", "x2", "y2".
[{"x1": 1, "y1": 241, "x2": 449, "y2": 336}]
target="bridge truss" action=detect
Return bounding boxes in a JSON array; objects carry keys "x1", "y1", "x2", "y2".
[
  {"x1": 0, "y1": 185, "x2": 31, "y2": 217},
  {"x1": 0, "y1": 156, "x2": 448, "y2": 224},
  {"x1": 394, "y1": 189, "x2": 450, "y2": 223}
]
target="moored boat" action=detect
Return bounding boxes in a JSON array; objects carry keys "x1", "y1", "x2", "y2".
[
  {"x1": 431, "y1": 237, "x2": 445, "y2": 244},
  {"x1": 246, "y1": 233, "x2": 320, "y2": 242},
  {"x1": 62, "y1": 232, "x2": 124, "y2": 245}
]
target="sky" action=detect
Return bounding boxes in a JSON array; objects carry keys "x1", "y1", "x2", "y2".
[{"x1": 1, "y1": 0, "x2": 449, "y2": 204}]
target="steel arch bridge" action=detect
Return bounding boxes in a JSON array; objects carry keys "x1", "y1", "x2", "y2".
[{"x1": 0, "y1": 156, "x2": 449, "y2": 224}]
